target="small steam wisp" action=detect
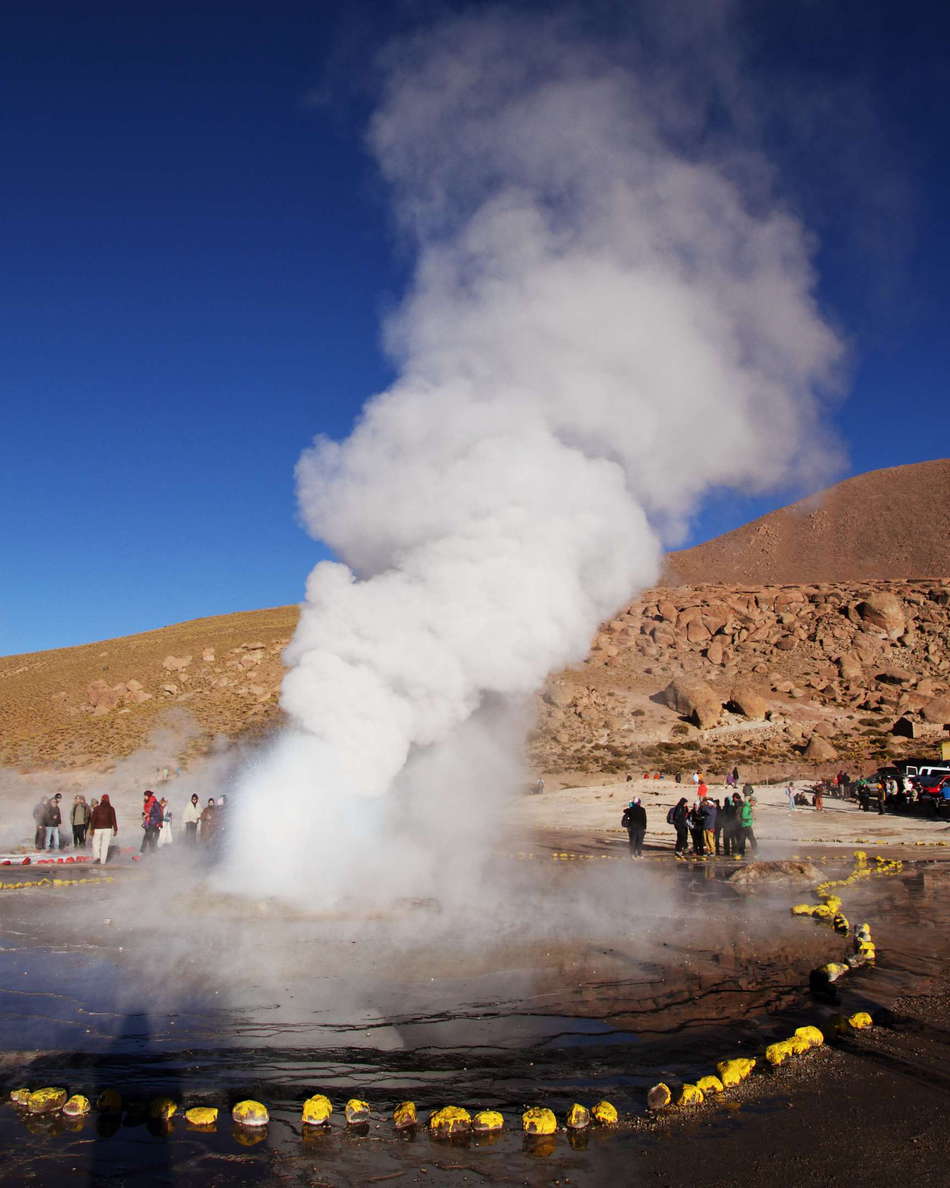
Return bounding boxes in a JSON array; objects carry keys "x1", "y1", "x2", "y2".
[{"x1": 223, "y1": 10, "x2": 842, "y2": 906}]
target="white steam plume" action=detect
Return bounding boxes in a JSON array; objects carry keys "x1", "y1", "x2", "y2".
[{"x1": 223, "y1": 9, "x2": 842, "y2": 903}]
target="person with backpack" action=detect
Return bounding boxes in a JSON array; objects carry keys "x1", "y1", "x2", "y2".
[
  {"x1": 668, "y1": 798, "x2": 690, "y2": 857},
  {"x1": 140, "y1": 790, "x2": 163, "y2": 853},
  {"x1": 621, "y1": 798, "x2": 647, "y2": 857}
]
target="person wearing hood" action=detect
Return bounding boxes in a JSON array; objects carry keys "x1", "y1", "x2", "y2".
[
  {"x1": 141, "y1": 790, "x2": 162, "y2": 853},
  {"x1": 701, "y1": 797, "x2": 719, "y2": 855},
  {"x1": 183, "y1": 793, "x2": 201, "y2": 843},
  {"x1": 669, "y1": 797, "x2": 690, "y2": 857},
  {"x1": 89, "y1": 794, "x2": 117, "y2": 864},
  {"x1": 621, "y1": 798, "x2": 647, "y2": 857}
]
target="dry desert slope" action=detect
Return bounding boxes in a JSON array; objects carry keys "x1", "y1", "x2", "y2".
[{"x1": 2, "y1": 460, "x2": 948, "y2": 775}]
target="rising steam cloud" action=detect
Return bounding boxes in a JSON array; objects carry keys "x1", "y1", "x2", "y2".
[{"x1": 223, "y1": 9, "x2": 842, "y2": 903}]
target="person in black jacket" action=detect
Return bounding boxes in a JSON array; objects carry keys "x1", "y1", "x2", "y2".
[
  {"x1": 621, "y1": 798, "x2": 647, "y2": 857},
  {"x1": 670, "y1": 798, "x2": 690, "y2": 857}
]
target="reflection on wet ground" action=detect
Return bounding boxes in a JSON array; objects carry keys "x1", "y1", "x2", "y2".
[{"x1": 1, "y1": 849, "x2": 948, "y2": 1184}]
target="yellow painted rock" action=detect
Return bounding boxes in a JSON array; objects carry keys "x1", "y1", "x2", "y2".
[
  {"x1": 785, "y1": 1034, "x2": 812, "y2": 1055},
  {"x1": 149, "y1": 1097, "x2": 178, "y2": 1121},
  {"x1": 184, "y1": 1107, "x2": 219, "y2": 1127},
  {"x1": 393, "y1": 1101, "x2": 417, "y2": 1130},
  {"x1": 232, "y1": 1100, "x2": 269, "y2": 1127},
  {"x1": 344, "y1": 1098, "x2": 370, "y2": 1125},
  {"x1": 429, "y1": 1105, "x2": 471, "y2": 1135},
  {"x1": 96, "y1": 1089, "x2": 122, "y2": 1113},
  {"x1": 9, "y1": 1088, "x2": 31, "y2": 1106},
  {"x1": 696, "y1": 1075, "x2": 723, "y2": 1095},
  {"x1": 819, "y1": 962, "x2": 849, "y2": 983},
  {"x1": 63, "y1": 1095, "x2": 91, "y2": 1117},
  {"x1": 822, "y1": 896, "x2": 843, "y2": 913},
  {"x1": 833, "y1": 914, "x2": 850, "y2": 935},
  {"x1": 591, "y1": 1100, "x2": 618, "y2": 1125},
  {"x1": 791, "y1": 904, "x2": 817, "y2": 916},
  {"x1": 676, "y1": 1083, "x2": 704, "y2": 1106},
  {"x1": 28, "y1": 1088, "x2": 68, "y2": 1114},
  {"x1": 565, "y1": 1103, "x2": 590, "y2": 1130},
  {"x1": 716, "y1": 1058, "x2": 755, "y2": 1087},
  {"x1": 301, "y1": 1094, "x2": 332, "y2": 1126},
  {"x1": 765, "y1": 1041, "x2": 794, "y2": 1066},
  {"x1": 472, "y1": 1109, "x2": 504, "y2": 1132},
  {"x1": 793, "y1": 1026, "x2": 824, "y2": 1048},
  {"x1": 647, "y1": 1083, "x2": 672, "y2": 1111},
  {"x1": 522, "y1": 1106, "x2": 557, "y2": 1135},
  {"x1": 811, "y1": 904, "x2": 833, "y2": 919},
  {"x1": 848, "y1": 1011, "x2": 873, "y2": 1030}
]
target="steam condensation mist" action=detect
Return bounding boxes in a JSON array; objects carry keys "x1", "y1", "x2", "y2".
[{"x1": 223, "y1": 10, "x2": 842, "y2": 906}]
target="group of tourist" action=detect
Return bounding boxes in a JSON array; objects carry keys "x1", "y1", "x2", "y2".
[
  {"x1": 29, "y1": 790, "x2": 226, "y2": 861},
  {"x1": 621, "y1": 782, "x2": 758, "y2": 859},
  {"x1": 668, "y1": 789, "x2": 757, "y2": 858}
]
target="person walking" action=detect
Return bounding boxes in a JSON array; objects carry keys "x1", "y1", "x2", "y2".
[
  {"x1": 89, "y1": 794, "x2": 117, "y2": 863},
  {"x1": 621, "y1": 798, "x2": 647, "y2": 857},
  {"x1": 669, "y1": 798, "x2": 690, "y2": 857},
  {"x1": 183, "y1": 794, "x2": 201, "y2": 844},
  {"x1": 814, "y1": 786, "x2": 824, "y2": 812},
  {"x1": 786, "y1": 782, "x2": 796, "y2": 810},
  {"x1": 141, "y1": 791, "x2": 162, "y2": 853},
  {"x1": 701, "y1": 797, "x2": 718, "y2": 856},
  {"x1": 157, "y1": 797, "x2": 173, "y2": 847},
  {"x1": 697, "y1": 778, "x2": 709, "y2": 801},
  {"x1": 44, "y1": 794, "x2": 63, "y2": 850},
  {"x1": 739, "y1": 791, "x2": 757, "y2": 854},
  {"x1": 732, "y1": 766, "x2": 740, "y2": 787},
  {"x1": 71, "y1": 795, "x2": 90, "y2": 847}
]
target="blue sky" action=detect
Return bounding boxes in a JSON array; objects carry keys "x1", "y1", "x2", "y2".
[{"x1": 2, "y1": 1, "x2": 948, "y2": 655}]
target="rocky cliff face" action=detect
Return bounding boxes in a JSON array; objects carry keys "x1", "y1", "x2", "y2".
[
  {"x1": 531, "y1": 579, "x2": 950, "y2": 777},
  {"x1": 2, "y1": 582, "x2": 948, "y2": 777}
]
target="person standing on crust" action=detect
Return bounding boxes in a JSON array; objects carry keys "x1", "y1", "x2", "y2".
[
  {"x1": 182, "y1": 793, "x2": 201, "y2": 843},
  {"x1": 621, "y1": 798, "x2": 647, "y2": 857},
  {"x1": 71, "y1": 795, "x2": 90, "y2": 847},
  {"x1": 141, "y1": 790, "x2": 162, "y2": 853},
  {"x1": 44, "y1": 794, "x2": 63, "y2": 850},
  {"x1": 670, "y1": 797, "x2": 690, "y2": 857},
  {"x1": 740, "y1": 790, "x2": 757, "y2": 854},
  {"x1": 89, "y1": 794, "x2": 117, "y2": 863},
  {"x1": 32, "y1": 798, "x2": 48, "y2": 849}
]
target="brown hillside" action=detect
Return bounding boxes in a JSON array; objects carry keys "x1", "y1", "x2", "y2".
[
  {"x1": 0, "y1": 606, "x2": 299, "y2": 770},
  {"x1": 665, "y1": 459, "x2": 950, "y2": 586}
]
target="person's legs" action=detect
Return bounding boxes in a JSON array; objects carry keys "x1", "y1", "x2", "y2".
[
  {"x1": 745, "y1": 827, "x2": 757, "y2": 853},
  {"x1": 704, "y1": 828, "x2": 715, "y2": 854},
  {"x1": 627, "y1": 829, "x2": 636, "y2": 855},
  {"x1": 185, "y1": 822, "x2": 197, "y2": 844},
  {"x1": 633, "y1": 826, "x2": 645, "y2": 856},
  {"x1": 675, "y1": 825, "x2": 687, "y2": 854}
]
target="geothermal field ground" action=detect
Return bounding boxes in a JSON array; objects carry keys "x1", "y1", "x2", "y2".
[{"x1": 2, "y1": 773, "x2": 950, "y2": 1185}]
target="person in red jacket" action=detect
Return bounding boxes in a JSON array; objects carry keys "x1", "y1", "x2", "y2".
[{"x1": 141, "y1": 791, "x2": 162, "y2": 853}]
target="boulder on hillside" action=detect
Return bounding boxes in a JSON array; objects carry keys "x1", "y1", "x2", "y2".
[
  {"x1": 857, "y1": 593, "x2": 905, "y2": 639},
  {"x1": 658, "y1": 677, "x2": 722, "y2": 729},
  {"x1": 728, "y1": 682, "x2": 769, "y2": 721},
  {"x1": 920, "y1": 697, "x2": 950, "y2": 726},
  {"x1": 162, "y1": 654, "x2": 192, "y2": 672},
  {"x1": 875, "y1": 666, "x2": 915, "y2": 685},
  {"x1": 804, "y1": 734, "x2": 836, "y2": 761},
  {"x1": 837, "y1": 653, "x2": 864, "y2": 682}
]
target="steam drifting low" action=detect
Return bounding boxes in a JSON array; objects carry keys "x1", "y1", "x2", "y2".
[{"x1": 223, "y1": 9, "x2": 842, "y2": 904}]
